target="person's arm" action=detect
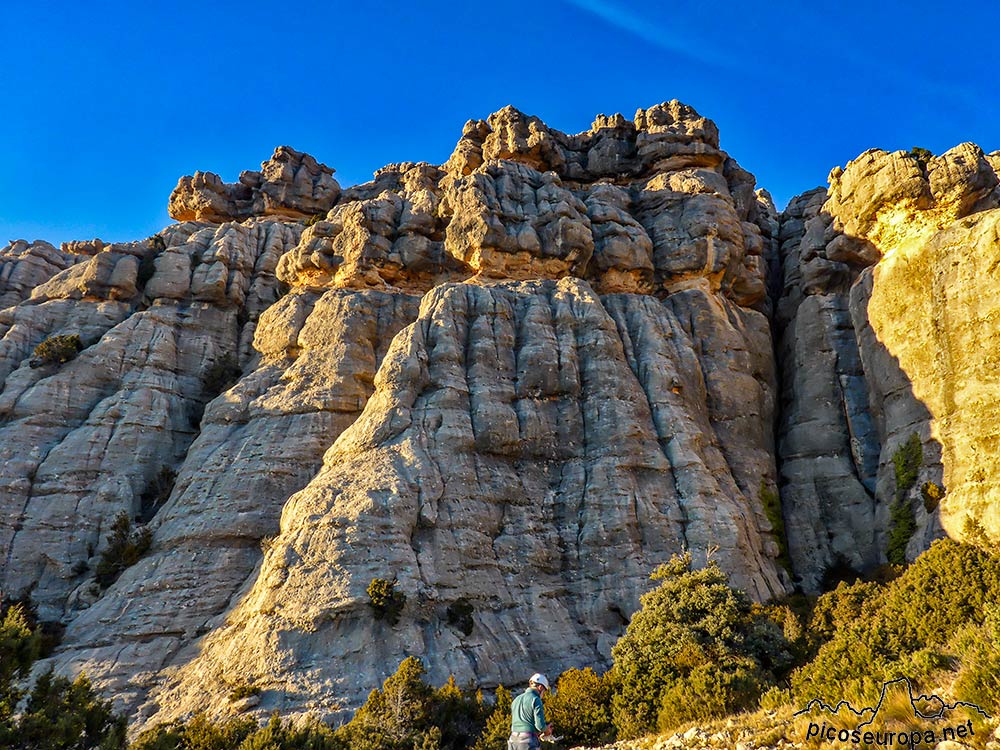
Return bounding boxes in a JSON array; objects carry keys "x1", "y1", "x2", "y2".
[{"x1": 533, "y1": 692, "x2": 551, "y2": 734}]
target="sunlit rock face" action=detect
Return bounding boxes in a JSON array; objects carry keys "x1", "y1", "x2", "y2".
[
  {"x1": 777, "y1": 143, "x2": 1000, "y2": 590},
  {"x1": 0, "y1": 101, "x2": 788, "y2": 728}
]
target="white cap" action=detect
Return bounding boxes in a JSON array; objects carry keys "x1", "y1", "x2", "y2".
[{"x1": 529, "y1": 673, "x2": 550, "y2": 690}]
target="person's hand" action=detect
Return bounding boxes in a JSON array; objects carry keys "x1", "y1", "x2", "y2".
[{"x1": 544, "y1": 725, "x2": 554, "y2": 737}]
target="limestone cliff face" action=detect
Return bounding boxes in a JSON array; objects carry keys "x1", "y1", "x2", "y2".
[
  {"x1": 776, "y1": 143, "x2": 1000, "y2": 589},
  {"x1": 0, "y1": 101, "x2": 786, "y2": 727},
  {"x1": 5, "y1": 99, "x2": 999, "y2": 730},
  {"x1": 146, "y1": 276, "x2": 782, "y2": 724},
  {"x1": 0, "y1": 221, "x2": 299, "y2": 622}
]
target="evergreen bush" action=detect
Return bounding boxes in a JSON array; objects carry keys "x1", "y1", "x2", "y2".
[
  {"x1": 367, "y1": 578, "x2": 406, "y2": 625},
  {"x1": 95, "y1": 511, "x2": 153, "y2": 588},
  {"x1": 608, "y1": 553, "x2": 792, "y2": 738},
  {"x1": 30, "y1": 334, "x2": 83, "y2": 368},
  {"x1": 543, "y1": 667, "x2": 614, "y2": 746}
]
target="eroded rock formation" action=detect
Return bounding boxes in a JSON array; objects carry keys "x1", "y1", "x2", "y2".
[
  {"x1": 3, "y1": 100, "x2": 999, "y2": 730},
  {"x1": 776, "y1": 143, "x2": 1000, "y2": 589}
]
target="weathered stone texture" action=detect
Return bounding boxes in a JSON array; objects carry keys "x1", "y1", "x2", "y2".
[
  {"x1": 168, "y1": 146, "x2": 341, "y2": 223},
  {"x1": 143, "y1": 278, "x2": 784, "y2": 727},
  {"x1": 777, "y1": 143, "x2": 1000, "y2": 589},
  {"x1": 0, "y1": 220, "x2": 300, "y2": 622},
  {"x1": 16, "y1": 99, "x2": 967, "y2": 729}
]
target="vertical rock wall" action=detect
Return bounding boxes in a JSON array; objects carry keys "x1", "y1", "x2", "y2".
[{"x1": 776, "y1": 144, "x2": 1000, "y2": 589}]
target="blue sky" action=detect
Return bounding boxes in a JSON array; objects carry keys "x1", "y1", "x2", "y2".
[{"x1": 2, "y1": 0, "x2": 998, "y2": 246}]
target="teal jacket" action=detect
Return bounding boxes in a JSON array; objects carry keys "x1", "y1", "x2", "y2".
[{"x1": 510, "y1": 686, "x2": 548, "y2": 733}]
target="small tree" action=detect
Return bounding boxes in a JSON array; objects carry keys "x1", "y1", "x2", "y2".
[
  {"x1": 609, "y1": 553, "x2": 792, "y2": 738},
  {"x1": 95, "y1": 511, "x2": 153, "y2": 588},
  {"x1": 0, "y1": 603, "x2": 42, "y2": 742},
  {"x1": 0, "y1": 603, "x2": 125, "y2": 749},
  {"x1": 543, "y1": 668, "x2": 615, "y2": 746},
  {"x1": 471, "y1": 685, "x2": 512, "y2": 750},
  {"x1": 15, "y1": 671, "x2": 126, "y2": 749},
  {"x1": 431, "y1": 675, "x2": 487, "y2": 750},
  {"x1": 367, "y1": 578, "x2": 406, "y2": 625},
  {"x1": 335, "y1": 656, "x2": 433, "y2": 750}
]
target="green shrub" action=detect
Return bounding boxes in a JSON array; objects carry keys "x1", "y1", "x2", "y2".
[
  {"x1": 886, "y1": 496, "x2": 916, "y2": 565},
  {"x1": 471, "y1": 685, "x2": 511, "y2": 750},
  {"x1": 805, "y1": 579, "x2": 880, "y2": 655},
  {"x1": 367, "y1": 578, "x2": 406, "y2": 625},
  {"x1": 0, "y1": 603, "x2": 125, "y2": 749},
  {"x1": 0, "y1": 595, "x2": 66, "y2": 659},
  {"x1": 908, "y1": 146, "x2": 934, "y2": 169},
  {"x1": 760, "y1": 481, "x2": 791, "y2": 572},
  {"x1": 887, "y1": 434, "x2": 922, "y2": 565},
  {"x1": 238, "y1": 714, "x2": 338, "y2": 750},
  {"x1": 543, "y1": 668, "x2": 615, "y2": 746},
  {"x1": 430, "y1": 676, "x2": 487, "y2": 750},
  {"x1": 95, "y1": 512, "x2": 153, "y2": 588},
  {"x1": 131, "y1": 713, "x2": 258, "y2": 750},
  {"x1": 952, "y1": 604, "x2": 1000, "y2": 713},
  {"x1": 963, "y1": 514, "x2": 993, "y2": 548},
  {"x1": 656, "y1": 657, "x2": 764, "y2": 730},
  {"x1": 892, "y1": 433, "x2": 922, "y2": 499},
  {"x1": 608, "y1": 553, "x2": 792, "y2": 738},
  {"x1": 334, "y1": 657, "x2": 433, "y2": 750},
  {"x1": 15, "y1": 670, "x2": 126, "y2": 749},
  {"x1": 30, "y1": 334, "x2": 83, "y2": 368},
  {"x1": 791, "y1": 539, "x2": 1000, "y2": 706},
  {"x1": 921, "y1": 481, "x2": 944, "y2": 512},
  {"x1": 445, "y1": 599, "x2": 474, "y2": 636}
]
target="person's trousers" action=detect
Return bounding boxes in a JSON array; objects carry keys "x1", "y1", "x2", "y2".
[{"x1": 508, "y1": 731, "x2": 541, "y2": 750}]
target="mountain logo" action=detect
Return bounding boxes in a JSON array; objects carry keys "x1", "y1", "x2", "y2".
[
  {"x1": 794, "y1": 676, "x2": 991, "y2": 729},
  {"x1": 795, "y1": 677, "x2": 991, "y2": 748}
]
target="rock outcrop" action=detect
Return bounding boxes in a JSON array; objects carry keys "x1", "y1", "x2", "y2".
[
  {"x1": 0, "y1": 101, "x2": 787, "y2": 728},
  {"x1": 5, "y1": 99, "x2": 1000, "y2": 731},
  {"x1": 776, "y1": 143, "x2": 1000, "y2": 589},
  {"x1": 0, "y1": 221, "x2": 300, "y2": 623},
  {"x1": 145, "y1": 275, "x2": 783, "y2": 724},
  {"x1": 168, "y1": 146, "x2": 341, "y2": 223}
]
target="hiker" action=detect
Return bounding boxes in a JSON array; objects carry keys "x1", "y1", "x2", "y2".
[{"x1": 508, "y1": 672, "x2": 555, "y2": 749}]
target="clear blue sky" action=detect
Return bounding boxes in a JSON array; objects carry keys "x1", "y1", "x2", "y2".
[{"x1": 3, "y1": 0, "x2": 998, "y2": 246}]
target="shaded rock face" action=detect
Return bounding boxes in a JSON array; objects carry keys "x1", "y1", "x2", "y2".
[{"x1": 776, "y1": 143, "x2": 1000, "y2": 590}]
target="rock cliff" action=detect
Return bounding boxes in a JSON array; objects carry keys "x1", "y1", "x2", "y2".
[
  {"x1": 776, "y1": 143, "x2": 1000, "y2": 589},
  {"x1": 1, "y1": 101, "x2": 998, "y2": 729}
]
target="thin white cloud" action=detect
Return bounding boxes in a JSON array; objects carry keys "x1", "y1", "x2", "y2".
[{"x1": 561, "y1": 0, "x2": 734, "y2": 71}]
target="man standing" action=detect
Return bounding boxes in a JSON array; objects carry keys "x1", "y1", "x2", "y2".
[{"x1": 508, "y1": 673, "x2": 555, "y2": 750}]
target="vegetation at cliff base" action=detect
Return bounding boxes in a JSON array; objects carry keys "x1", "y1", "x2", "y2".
[
  {"x1": 11, "y1": 536, "x2": 999, "y2": 750},
  {"x1": 608, "y1": 553, "x2": 794, "y2": 738},
  {"x1": 791, "y1": 538, "x2": 1000, "y2": 710},
  {"x1": 0, "y1": 602, "x2": 126, "y2": 749}
]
